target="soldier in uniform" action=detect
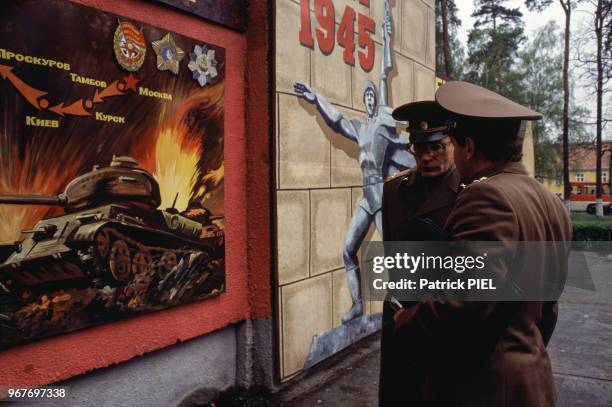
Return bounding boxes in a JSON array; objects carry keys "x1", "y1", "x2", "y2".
[
  {"x1": 293, "y1": 9, "x2": 414, "y2": 323},
  {"x1": 390, "y1": 82, "x2": 572, "y2": 407},
  {"x1": 379, "y1": 101, "x2": 460, "y2": 406}
]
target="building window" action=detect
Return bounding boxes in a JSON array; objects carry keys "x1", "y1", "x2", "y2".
[
  {"x1": 576, "y1": 173, "x2": 585, "y2": 182},
  {"x1": 603, "y1": 172, "x2": 608, "y2": 183},
  {"x1": 555, "y1": 174, "x2": 562, "y2": 185}
]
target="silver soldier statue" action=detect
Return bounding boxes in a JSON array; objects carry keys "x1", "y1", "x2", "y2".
[{"x1": 294, "y1": 0, "x2": 414, "y2": 323}]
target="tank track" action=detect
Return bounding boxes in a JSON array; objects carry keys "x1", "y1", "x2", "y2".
[{"x1": 88, "y1": 226, "x2": 217, "y2": 308}]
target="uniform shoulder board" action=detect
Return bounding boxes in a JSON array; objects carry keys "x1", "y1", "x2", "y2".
[
  {"x1": 385, "y1": 168, "x2": 414, "y2": 183},
  {"x1": 459, "y1": 176, "x2": 489, "y2": 191}
]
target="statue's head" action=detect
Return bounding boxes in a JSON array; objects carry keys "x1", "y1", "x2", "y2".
[{"x1": 363, "y1": 80, "x2": 377, "y2": 117}]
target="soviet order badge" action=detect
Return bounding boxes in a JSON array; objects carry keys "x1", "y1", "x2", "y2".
[
  {"x1": 113, "y1": 20, "x2": 146, "y2": 72},
  {"x1": 187, "y1": 44, "x2": 218, "y2": 87},
  {"x1": 152, "y1": 33, "x2": 184, "y2": 75}
]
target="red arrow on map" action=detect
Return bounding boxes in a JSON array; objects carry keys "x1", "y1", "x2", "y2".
[
  {"x1": 93, "y1": 81, "x2": 124, "y2": 104},
  {"x1": 0, "y1": 64, "x2": 48, "y2": 109},
  {"x1": 49, "y1": 99, "x2": 91, "y2": 117}
]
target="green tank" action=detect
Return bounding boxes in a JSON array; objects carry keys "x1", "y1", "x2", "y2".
[{"x1": 0, "y1": 156, "x2": 224, "y2": 298}]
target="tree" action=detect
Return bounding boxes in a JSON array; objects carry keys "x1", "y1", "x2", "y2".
[
  {"x1": 435, "y1": 0, "x2": 465, "y2": 79},
  {"x1": 466, "y1": 0, "x2": 525, "y2": 98},
  {"x1": 594, "y1": 0, "x2": 611, "y2": 217},
  {"x1": 526, "y1": 0, "x2": 580, "y2": 211},
  {"x1": 519, "y1": 21, "x2": 590, "y2": 180},
  {"x1": 572, "y1": 0, "x2": 611, "y2": 217}
]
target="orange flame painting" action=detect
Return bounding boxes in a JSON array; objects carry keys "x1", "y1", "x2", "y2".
[{"x1": 0, "y1": 0, "x2": 225, "y2": 349}]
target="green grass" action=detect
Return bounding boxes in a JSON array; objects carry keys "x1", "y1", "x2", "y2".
[{"x1": 571, "y1": 212, "x2": 612, "y2": 225}]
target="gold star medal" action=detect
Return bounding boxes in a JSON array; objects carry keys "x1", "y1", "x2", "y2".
[
  {"x1": 113, "y1": 20, "x2": 147, "y2": 72},
  {"x1": 152, "y1": 33, "x2": 184, "y2": 75}
]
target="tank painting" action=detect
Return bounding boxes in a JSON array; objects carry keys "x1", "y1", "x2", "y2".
[{"x1": 0, "y1": 1, "x2": 225, "y2": 349}]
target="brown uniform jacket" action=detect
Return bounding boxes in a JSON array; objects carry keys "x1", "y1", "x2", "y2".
[
  {"x1": 381, "y1": 166, "x2": 460, "y2": 242},
  {"x1": 392, "y1": 161, "x2": 572, "y2": 407},
  {"x1": 379, "y1": 166, "x2": 460, "y2": 406}
]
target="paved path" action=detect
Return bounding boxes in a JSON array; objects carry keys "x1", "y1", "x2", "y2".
[{"x1": 286, "y1": 252, "x2": 612, "y2": 406}]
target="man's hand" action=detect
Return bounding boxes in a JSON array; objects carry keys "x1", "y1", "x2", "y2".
[
  {"x1": 294, "y1": 81, "x2": 316, "y2": 104},
  {"x1": 393, "y1": 303, "x2": 419, "y2": 328}
]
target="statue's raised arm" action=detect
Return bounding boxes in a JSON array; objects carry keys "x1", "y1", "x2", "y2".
[
  {"x1": 293, "y1": 81, "x2": 359, "y2": 142},
  {"x1": 378, "y1": 0, "x2": 393, "y2": 108}
]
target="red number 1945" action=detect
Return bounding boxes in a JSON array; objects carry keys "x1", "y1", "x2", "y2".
[{"x1": 299, "y1": 0, "x2": 376, "y2": 72}]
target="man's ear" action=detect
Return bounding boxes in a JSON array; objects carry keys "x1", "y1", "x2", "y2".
[{"x1": 465, "y1": 137, "x2": 476, "y2": 161}]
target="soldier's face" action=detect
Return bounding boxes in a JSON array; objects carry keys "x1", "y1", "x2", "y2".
[
  {"x1": 415, "y1": 137, "x2": 454, "y2": 178},
  {"x1": 364, "y1": 90, "x2": 376, "y2": 116},
  {"x1": 450, "y1": 136, "x2": 475, "y2": 183}
]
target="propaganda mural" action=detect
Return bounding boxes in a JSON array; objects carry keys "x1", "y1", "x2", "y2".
[
  {"x1": 276, "y1": 0, "x2": 437, "y2": 379},
  {"x1": 0, "y1": 0, "x2": 225, "y2": 349}
]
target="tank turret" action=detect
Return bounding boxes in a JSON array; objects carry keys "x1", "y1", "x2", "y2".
[{"x1": 0, "y1": 156, "x2": 161, "y2": 212}]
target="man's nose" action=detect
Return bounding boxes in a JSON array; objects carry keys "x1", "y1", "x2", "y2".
[{"x1": 420, "y1": 150, "x2": 435, "y2": 160}]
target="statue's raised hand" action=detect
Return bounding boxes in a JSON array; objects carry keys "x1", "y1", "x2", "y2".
[
  {"x1": 293, "y1": 81, "x2": 316, "y2": 104},
  {"x1": 383, "y1": 19, "x2": 392, "y2": 40}
]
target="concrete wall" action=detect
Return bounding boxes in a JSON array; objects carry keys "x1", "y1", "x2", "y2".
[
  {"x1": 275, "y1": 0, "x2": 436, "y2": 380},
  {"x1": 27, "y1": 326, "x2": 238, "y2": 407}
]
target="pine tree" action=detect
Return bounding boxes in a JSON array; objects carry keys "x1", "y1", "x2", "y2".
[
  {"x1": 435, "y1": 0, "x2": 464, "y2": 79},
  {"x1": 466, "y1": 0, "x2": 525, "y2": 98}
]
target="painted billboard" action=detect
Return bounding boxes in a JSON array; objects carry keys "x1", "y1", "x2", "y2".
[{"x1": 0, "y1": 0, "x2": 225, "y2": 349}]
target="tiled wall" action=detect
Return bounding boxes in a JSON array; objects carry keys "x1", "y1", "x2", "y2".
[{"x1": 275, "y1": 0, "x2": 436, "y2": 379}]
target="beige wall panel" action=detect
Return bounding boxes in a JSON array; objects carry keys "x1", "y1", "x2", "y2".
[
  {"x1": 332, "y1": 268, "x2": 354, "y2": 327},
  {"x1": 370, "y1": 0, "x2": 402, "y2": 53},
  {"x1": 522, "y1": 121, "x2": 535, "y2": 176},
  {"x1": 277, "y1": 0, "x2": 311, "y2": 94},
  {"x1": 388, "y1": 52, "x2": 415, "y2": 109},
  {"x1": 414, "y1": 63, "x2": 435, "y2": 101},
  {"x1": 277, "y1": 190, "x2": 311, "y2": 285},
  {"x1": 330, "y1": 106, "x2": 363, "y2": 187},
  {"x1": 400, "y1": 0, "x2": 427, "y2": 64},
  {"x1": 301, "y1": 0, "x2": 358, "y2": 23},
  {"x1": 311, "y1": 189, "x2": 352, "y2": 275},
  {"x1": 281, "y1": 274, "x2": 333, "y2": 376},
  {"x1": 276, "y1": 94, "x2": 280, "y2": 189},
  {"x1": 369, "y1": 298, "x2": 384, "y2": 314},
  {"x1": 311, "y1": 30, "x2": 353, "y2": 107},
  {"x1": 425, "y1": 5, "x2": 436, "y2": 70},
  {"x1": 352, "y1": 41, "x2": 382, "y2": 110},
  {"x1": 332, "y1": 0, "x2": 356, "y2": 23},
  {"x1": 278, "y1": 93, "x2": 331, "y2": 188},
  {"x1": 422, "y1": 0, "x2": 434, "y2": 9}
]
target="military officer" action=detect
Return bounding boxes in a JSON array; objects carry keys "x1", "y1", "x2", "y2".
[
  {"x1": 379, "y1": 101, "x2": 461, "y2": 406},
  {"x1": 391, "y1": 82, "x2": 572, "y2": 407}
]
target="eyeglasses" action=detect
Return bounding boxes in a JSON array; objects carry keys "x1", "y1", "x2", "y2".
[{"x1": 407, "y1": 141, "x2": 451, "y2": 157}]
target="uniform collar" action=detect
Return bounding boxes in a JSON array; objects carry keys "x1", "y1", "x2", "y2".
[
  {"x1": 470, "y1": 161, "x2": 528, "y2": 181},
  {"x1": 401, "y1": 165, "x2": 459, "y2": 191}
]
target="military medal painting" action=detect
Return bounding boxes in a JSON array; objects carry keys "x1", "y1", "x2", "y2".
[
  {"x1": 113, "y1": 20, "x2": 146, "y2": 72},
  {"x1": 187, "y1": 44, "x2": 218, "y2": 87},
  {"x1": 152, "y1": 33, "x2": 184, "y2": 75}
]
